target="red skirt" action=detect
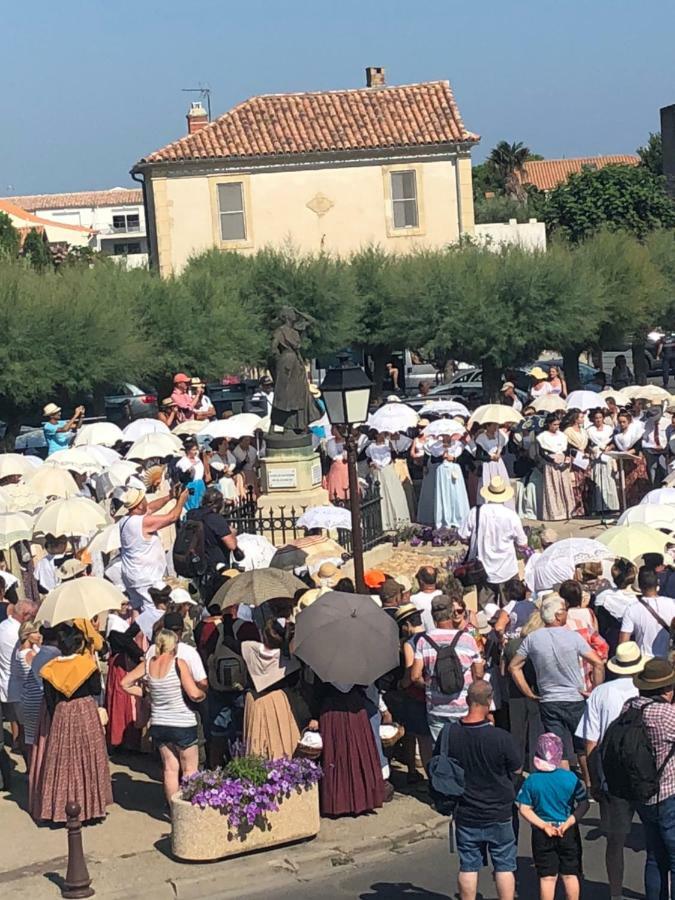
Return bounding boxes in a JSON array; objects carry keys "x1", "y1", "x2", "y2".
[
  {"x1": 38, "y1": 696, "x2": 113, "y2": 823},
  {"x1": 319, "y1": 692, "x2": 384, "y2": 817},
  {"x1": 105, "y1": 654, "x2": 141, "y2": 751}
]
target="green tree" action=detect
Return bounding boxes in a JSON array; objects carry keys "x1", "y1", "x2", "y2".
[
  {"x1": 637, "y1": 132, "x2": 663, "y2": 177},
  {"x1": 544, "y1": 164, "x2": 675, "y2": 242},
  {"x1": 22, "y1": 228, "x2": 52, "y2": 271},
  {"x1": 0, "y1": 212, "x2": 20, "y2": 258}
]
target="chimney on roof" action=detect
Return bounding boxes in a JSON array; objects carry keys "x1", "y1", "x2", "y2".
[
  {"x1": 186, "y1": 101, "x2": 209, "y2": 135},
  {"x1": 365, "y1": 66, "x2": 386, "y2": 88}
]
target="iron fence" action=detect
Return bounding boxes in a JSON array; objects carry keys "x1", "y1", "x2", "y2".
[{"x1": 228, "y1": 481, "x2": 385, "y2": 552}]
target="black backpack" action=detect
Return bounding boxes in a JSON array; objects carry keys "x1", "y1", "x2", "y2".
[
  {"x1": 207, "y1": 623, "x2": 247, "y2": 693},
  {"x1": 422, "y1": 632, "x2": 464, "y2": 696},
  {"x1": 601, "y1": 700, "x2": 675, "y2": 803},
  {"x1": 173, "y1": 519, "x2": 206, "y2": 578}
]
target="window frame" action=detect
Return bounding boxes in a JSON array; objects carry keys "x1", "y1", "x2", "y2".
[
  {"x1": 208, "y1": 175, "x2": 253, "y2": 250},
  {"x1": 390, "y1": 170, "x2": 419, "y2": 230},
  {"x1": 382, "y1": 164, "x2": 425, "y2": 238}
]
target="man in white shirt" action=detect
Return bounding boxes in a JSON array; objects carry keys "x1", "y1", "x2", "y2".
[
  {"x1": 499, "y1": 382, "x2": 523, "y2": 413},
  {"x1": 619, "y1": 567, "x2": 675, "y2": 658},
  {"x1": 410, "y1": 566, "x2": 442, "y2": 633},
  {"x1": 575, "y1": 642, "x2": 644, "y2": 900},
  {"x1": 458, "y1": 476, "x2": 527, "y2": 605},
  {"x1": 0, "y1": 599, "x2": 37, "y2": 745},
  {"x1": 251, "y1": 376, "x2": 275, "y2": 417},
  {"x1": 34, "y1": 534, "x2": 69, "y2": 595},
  {"x1": 190, "y1": 377, "x2": 215, "y2": 419},
  {"x1": 641, "y1": 408, "x2": 670, "y2": 486}
]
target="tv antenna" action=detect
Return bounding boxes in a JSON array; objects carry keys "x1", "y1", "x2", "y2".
[{"x1": 182, "y1": 85, "x2": 212, "y2": 121}]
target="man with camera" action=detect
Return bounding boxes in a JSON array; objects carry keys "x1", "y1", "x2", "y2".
[
  {"x1": 42, "y1": 402, "x2": 85, "y2": 456},
  {"x1": 185, "y1": 487, "x2": 240, "y2": 602},
  {"x1": 171, "y1": 373, "x2": 202, "y2": 423}
]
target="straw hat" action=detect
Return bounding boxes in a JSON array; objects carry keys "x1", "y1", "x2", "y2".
[
  {"x1": 43, "y1": 403, "x2": 62, "y2": 418},
  {"x1": 160, "y1": 397, "x2": 175, "y2": 409},
  {"x1": 500, "y1": 382, "x2": 515, "y2": 392},
  {"x1": 394, "y1": 603, "x2": 421, "y2": 625},
  {"x1": 313, "y1": 561, "x2": 341, "y2": 587},
  {"x1": 529, "y1": 366, "x2": 549, "y2": 381},
  {"x1": 121, "y1": 486, "x2": 146, "y2": 511},
  {"x1": 480, "y1": 475, "x2": 515, "y2": 504},
  {"x1": 296, "y1": 586, "x2": 328, "y2": 612},
  {"x1": 607, "y1": 641, "x2": 645, "y2": 676},
  {"x1": 633, "y1": 658, "x2": 675, "y2": 691},
  {"x1": 57, "y1": 558, "x2": 87, "y2": 582}
]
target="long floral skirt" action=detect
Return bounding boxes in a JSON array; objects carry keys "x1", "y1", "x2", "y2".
[{"x1": 540, "y1": 464, "x2": 575, "y2": 521}]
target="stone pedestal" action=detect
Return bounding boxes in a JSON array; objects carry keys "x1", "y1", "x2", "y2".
[{"x1": 259, "y1": 432, "x2": 328, "y2": 510}]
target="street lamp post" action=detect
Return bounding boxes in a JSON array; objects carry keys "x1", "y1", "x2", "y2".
[{"x1": 319, "y1": 356, "x2": 373, "y2": 593}]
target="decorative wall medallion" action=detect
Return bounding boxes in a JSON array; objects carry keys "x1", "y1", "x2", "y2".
[{"x1": 306, "y1": 193, "x2": 334, "y2": 217}]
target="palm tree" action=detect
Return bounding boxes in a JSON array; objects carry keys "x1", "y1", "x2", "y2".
[{"x1": 487, "y1": 141, "x2": 531, "y2": 200}]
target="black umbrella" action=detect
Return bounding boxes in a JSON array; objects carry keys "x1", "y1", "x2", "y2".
[{"x1": 293, "y1": 590, "x2": 399, "y2": 685}]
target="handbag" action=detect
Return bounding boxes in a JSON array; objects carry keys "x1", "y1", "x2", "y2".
[
  {"x1": 457, "y1": 505, "x2": 486, "y2": 587},
  {"x1": 426, "y1": 721, "x2": 465, "y2": 815}
]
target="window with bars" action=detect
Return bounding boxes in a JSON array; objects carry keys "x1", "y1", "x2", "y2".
[
  {"x1": 390, "y1": 171, "x2": 419, "y2": 229},
  {"x1": 217, "y1": 182, "x2": 246, "y2": 241}
]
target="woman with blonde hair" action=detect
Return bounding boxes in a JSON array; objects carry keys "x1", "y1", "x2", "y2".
[{"x1": 122, "y1": 629, "x2": 205, "y2": 808}]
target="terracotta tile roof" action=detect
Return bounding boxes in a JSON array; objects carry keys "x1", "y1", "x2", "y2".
[
  {"x1": 520, "y1": 156, "x2": 640, "y2": 191},
  {"x1": 0, "y1": 200, "x2": 96, "y2": 233},
  {"x1": 0, "y1": 188, "x2": 142, "y2": 211},
  {"x1": 139, "y1": 80, "x2": 479, "y2": 164}
]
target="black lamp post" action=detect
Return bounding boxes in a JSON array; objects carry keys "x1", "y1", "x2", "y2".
[{"x1": 319, "y1": 356, "x2": 373, "y2": 593}]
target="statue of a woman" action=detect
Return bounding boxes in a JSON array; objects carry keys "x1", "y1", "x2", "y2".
[{"x1": 269, "y1": 306, "x2": 319, "y2": 433}]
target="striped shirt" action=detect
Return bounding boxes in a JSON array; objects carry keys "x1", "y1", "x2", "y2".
[
  {"x1": 146, "y1": 660, "x2": 197, "y2": 728},
  {"x1": 414, "y1": 628, "x2": 481, "y2": 719}
]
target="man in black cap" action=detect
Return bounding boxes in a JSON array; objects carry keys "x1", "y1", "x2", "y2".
[{"x1": 379, "y1": 578, "x2": 404, "y2": 618}]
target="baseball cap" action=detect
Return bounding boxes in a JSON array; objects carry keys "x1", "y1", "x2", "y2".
[
  {"x1": 379, "y1": 578, "x2": 403, "y2": 603},
  {"x1": 173, "y1": 373, "x2": 190, "y2": 385},
  {"x1": 500, "y1": 382, "x2": 514, "y2": 392},
  {"x1": 170, "y1": 587, "x2": 197, "y2": 606},
  {"x1": 163, "y1": 611, "x2": 184, "y2": 631},
  {"x1": 364, "y1": 569, "x2": 387, "y2": 590}
]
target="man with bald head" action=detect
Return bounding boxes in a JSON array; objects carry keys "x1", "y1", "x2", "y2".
[{"x1": 410, "y1": 566, "x2": 441, "y2": 632}]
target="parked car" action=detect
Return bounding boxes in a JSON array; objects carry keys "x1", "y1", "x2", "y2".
[
  {"x1": 102, "y1": 383, "x2": 158, "y2": 425},
  {"x1": 207, "y1": 379, "x2": 262, "y2": 418},
  {"x1": 407, "y1": 358, "x2": 600, "y2": 410}
]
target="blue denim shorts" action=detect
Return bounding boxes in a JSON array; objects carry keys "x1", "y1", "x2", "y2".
[
  {"x1": 149, "y1": 724, "x2": 199, "y2": 749},
  {"x1": 455, "y1": 820, "x2": 517, "y2": 873}
]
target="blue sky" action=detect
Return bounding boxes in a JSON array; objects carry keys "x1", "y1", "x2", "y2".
[{"x1": 2, "y1": 0, "x2": 673, "y2": 194}]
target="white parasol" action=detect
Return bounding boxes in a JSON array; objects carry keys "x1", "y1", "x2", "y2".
[
  {"x1": 598, "y1": 524, "x2": 671, "y2": 560},
  {"x1": 531, "y1": 395, "x2": 567, "y2": 413},
  {"x1": 199, "y1": 414, "x2": 262, "y2": 440},
  {"x1": 599, "y1": 389, "x2": 632, "y2": 407},
  {"x1": 640, "y1": 487, "x2": 675, "y2": 506},
  {"x1": 468, "y1": 405, "x2": 523, "y2": 428},
  {"x1": 622, "y1": 384, "x2": 671, "y2": 402},
  {"x1": 0, "y1": 512, "x2": 34, "y2": 549},
  {"x1": 96, "y1": 461, "x2": 141, "y2": 497},
  {"x1": 419, "y1": 400, "x2": 470, "y2": 419},
  {"x1": 37, "y1": 576, "x2": 124, "y2": 626},
  {"x1": 368, "y1": 403, "x2": 419, "y2": 434},
  {"x1": 73, "y1": 422, "x2": 124, "y2": 448},
  {"x1": 526, "y1": 537, "x2": 616, "y2": 593},
  {"x1": 234, "y1": 533, "x2": 278, "y2": 571},
  {"x1": 0, "y1": 454, "x2": 38, "y2": 480},
  {"x1": 0, "y1": 483, "x2": 44, "y2": 514},
  {"x1": 125, "y1": 433, "x2": 183, "y2": 461},
  {"x1": 297, "y1": 505, "x2": 353, "y2": 531},
  {"x1": 565, "y1": 390, "x2": 605, "y2": 412},
  {"x1": 33, "y1": 497, "x2": 109, "y2": 538},
  {"x1": 422, "y1": 419, "x2": 467, "y2": 438},
  {"x1": 86, "y1": 523, "x2": 122, "y2": 555},
  {"x1": 618, "y1": 503, "x2": 675, "y2": 530},
  {"x1": 172, "y1": 420, "x2": 204, "y2": 436},
  {"x1": 82, "y1": 445, "x2": 120, "y2": 468},
  {"x1": 27, "y1": 465, "x2": 80, "y2": 500},
  {"x1": 122, "y1": 418, "x2": 171, "y2": 441},
  {"x1": 48, "y1": 448, "x2": 104, "y2": 475}
]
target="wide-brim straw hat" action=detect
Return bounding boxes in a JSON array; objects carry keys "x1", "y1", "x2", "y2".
[
  {"x1": 121, "y1": 486, "x2": 146, "y2": 511},
  {"x1": 313, "y1": 561, "x2": 341, "y2": 587},
  {"x1": 529, "y1": 366, "x2": 549, "y2": 381},
  {"x1": 607, "y1": 640, "x2": 645, "y2": 676},
  {"x1": 480, "y1": 475, "x2": 515, "y2": 504},
  {"x1": 633, "y1": 658, "x2": 675, "y2": 691}
]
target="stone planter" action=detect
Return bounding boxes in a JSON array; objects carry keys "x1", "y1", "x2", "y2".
[{"x1": 171, "y1": 784, "x2": 320, "y2": 861}]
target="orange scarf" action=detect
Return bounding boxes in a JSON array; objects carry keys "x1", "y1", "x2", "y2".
[
  {"x1": 40, "y1": 653, "x2": 97, "y2": 698},
  {"x1": 73, "y1": 618, "x2": 104, "y2": 653}
]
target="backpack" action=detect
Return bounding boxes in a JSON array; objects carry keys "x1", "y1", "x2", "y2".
[
  {"x1": 601, "y1": 700, "x2": 675, "y2": 803},
  {"x1": 207, "y1": 623, "x2": 247, "y2": 693},
  {"x1": 173, "y1": 519, "x2": 206, "y2": 578},
  {"x1": 427, "y1": 721, "x2": 465, "y2": 815},
  {"x1": 422, "y1": 632, "x2": 465, "y2": 696}
]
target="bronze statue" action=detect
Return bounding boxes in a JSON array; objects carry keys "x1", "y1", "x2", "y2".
[{"x1": 269, "y1": 306, "x2": 320, "y2": 433}]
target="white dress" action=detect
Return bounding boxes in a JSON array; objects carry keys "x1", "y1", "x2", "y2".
[
  {"x1": 475, "y1": 432, "x2": 514, "y2": 510},
  {"x1": 366, "y1": 443, "x2": 410, "y2": 531},
  {"x1": 586, "y1": 424, "x2": 619, "y2": 513}
]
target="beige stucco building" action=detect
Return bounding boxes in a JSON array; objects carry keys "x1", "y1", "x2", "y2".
[{"x1": 133, "y1": 68, "x2": 479, "y2": 276}]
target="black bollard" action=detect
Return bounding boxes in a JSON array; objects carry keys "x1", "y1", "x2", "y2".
[{"x1": 62, "y1": 802, "x2": 95, "y2": 899}]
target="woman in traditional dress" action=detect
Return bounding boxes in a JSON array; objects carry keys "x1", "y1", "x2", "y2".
[
  {"x1": 434, "y1": 432, "x2": 470, "y2": 528},
  {"x1": 37, "y1": 627, "x2": 113, "y2": 823},
  {"x1": 241, "y1": 618, "x2": 303, "y2": 760},
  {"x1": 548, "y1": 365, "x2": 567, "y2": 398},
  {"x1": 474, "y1": 423, "x2": 514, "y2": 510},
  {"x1": 390, "y1": 430, "x2": 416, "y2": 520},
  {"x1": 529, "y1": 367, "x2": 553, "y2": 401},
  {"x1": 535, "y1": 413, "x2": 575, "y2": 521},
  {"x1": 365, "y1": 431, "x2": 410, "y2": 531},
  {"x1": 105, "y1": 600, "x2": 145, "y2": 752},
  {"x1": 613, "y1": 409, "x2": 649, "y2": 506},
  {"x1": 562, "y1": 408, "x2": 590, "y2": 517},
  {"x1": 308, "y1": 680, "x2": 385, "y2": 817},
  {"x1": 586, "y1": 407, "x2": 619, "y2": 514},
  {"x1": 324, "y1": 426, "x2": 350, "y2": 502},
  {"x1": 210, "y1": 437, "x2": 246, "y2": 503},
  {"x1": 233, "y1": 435, "x2": 260, "y2": 498},
  {"x1": 411, "y1": 426, "x2": 438, "y2": 525}
]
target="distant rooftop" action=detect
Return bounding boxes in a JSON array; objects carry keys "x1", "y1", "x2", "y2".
[
  {"x1": 0, "y1": 187, "x2": 142, "y2": 211},
  {"x1": 519, "y1": 155, "x2": 640, "y2": 191}
]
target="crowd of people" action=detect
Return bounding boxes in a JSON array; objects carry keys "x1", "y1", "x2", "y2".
[{"x1": 1, "y1": 363, "x2": 675, "y2": 900}]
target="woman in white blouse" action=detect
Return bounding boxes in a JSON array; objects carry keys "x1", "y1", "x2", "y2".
[
  {"x1": 474, "y1": 423, "x2": 514, "y2": 510},
  {"x1": 613, "y1": 409, "x2": 649, "y2": 505},
  {"x1": 325, "y1": 426, "x2": 350, "y2": 502},
  {"x1": 586, "y1": 408, "x2": 619, "y2": 514},
  {"x1": 535, "y1": 413, "x2": 575, "y2": 521},
  {"x1": 365, "y1": 431, "x2": 410, "y2": 531},
  {"x1": 434, "y1": 432, "x2": 470, "y2": 528}
]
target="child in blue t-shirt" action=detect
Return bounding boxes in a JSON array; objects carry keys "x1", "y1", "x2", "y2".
[{"x1": 516, "y1": 733, "x2": 589, "y2": 900}]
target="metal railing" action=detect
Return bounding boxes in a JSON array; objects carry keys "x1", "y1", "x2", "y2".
[{"x1": 228, "y1": 482, "x2": 384, "y2": 552}]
